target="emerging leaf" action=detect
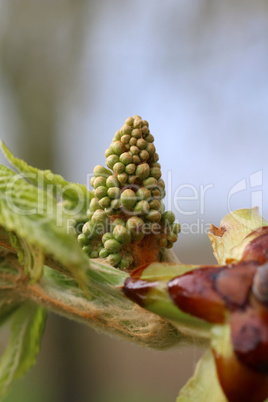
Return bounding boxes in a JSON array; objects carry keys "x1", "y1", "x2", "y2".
[
  {"x1": 0, "y1": 164, "x2": 89, "y2": 287},
  {"x1": 177, "y1": 348, "x2": 227, "y2": 402},
  {"x1": 208, "y1": 207, "x2": 268, "y2": 265},
  {"x1": 0, "y1": 303, "x2": 46, "y2": 399},
  {"x1": 1, "y1": 141, "x2": 92, "y2": 219}
]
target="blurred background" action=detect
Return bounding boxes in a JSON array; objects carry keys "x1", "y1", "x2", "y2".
[{"x1": 0, "y1": 0, "x2": 267, "y2": 401}]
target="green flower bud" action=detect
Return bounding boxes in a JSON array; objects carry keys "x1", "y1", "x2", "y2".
[
  {"x1": 114, "y1": 130, "x2": 122, "y2": 140},
  {"x1": 110, "y1": 218, "x2": 126, "y2": 231},
  {"x1": 113, "y1": 225, "x2": 131, "y2": 244},
  {"x1": 152, "y1": 162, "x2": 161, "y2": 169},
  {"x1": 172, "y1": 222, "x2": 181, "y2": 234},
  {"x1": 128, "y1": 175, "x2": 137, "y2": 184},
  {"x1": 121, "y1": 189, "x2": 137, "y2": 210},
  {"x1": 151, "y1": 188, "x2": 161, "y2": 198},
  {"x1": 146, "y1": 143, "x2": 155, "y2": 156},
  {"x1": 104, "y1": 239, "x2": 121, "y2": 253},
  {"x1": 167, "y1": 232, "x2": 178, "y2": 243},
  {"x1": 137, "y1": 138, "x2": 147, "y2": 150},
  {"x1": 133, "y1": 114, "x2": 142, "y2": 120},
  {"x1": 132, "y1": 129, "x2": 142, "y2": 139},
  {"x1": 119, "y1": 258, "x2": 129, "y2": 270},
  {"x1": 134, "y1": 200, "x2": 150, "y2": 215},
  {"x1": 105, "y1": 148, "x2": 113, "y2": 158},
  {"x1": 159, "y1": 201, "x2": 165, "y2": 214},
  {"x1": 149, "y1": 199, "x2": 161, "y2": 210},
  {"x1": 145, "y1": 134, "x2": 154, "y2": 143},
  {"x1": 113, "y1": 162, "x2": 125, "y2": 174},
  {"x1": 143, "y1": 177, "x2": 158, "y2": 189},
  {"x1": 125, "y1": 116, "x2": 134, "y2": 126},
  {"x1": 90, "y1": 249, "x2": 99, "y2": 258},
  {"x1": 106, "y1": 175, "x2": 120, "y2": 188},
  {"x1": 159, "y1": 238, "x2": 168, "y2": 248},
  {"x1": 121, "y1": 134, "x2": 131, "y2": 144},
  {"x1": 141, "y1": 126, "x2": 149, "y2": 135},
  {"x1": 117, "y1": 173, "x2": 128, "y2": 184},
  {"x1": 162, "y1": 211, "x2": 175, "y2": 225},
  {"x1": 82, "y1": 245, "x2": 93, "y2": 255},
  {"x1": 167, "y1": 241, "x2": 174, "y2": 249},
  {"x1": 94, "y1": 165, "x2": 111, "y2": 178},
  {"x1": 98, "y1": 244, "x2": 104, "y2": 253},
  {"x1": 126, "y1": 217, "x2": 145, "y2": 240},
  {"x1": 154, "y1": 153, "x2": 159, "y2": 162},
  {"x1": 89, "y1": 198, "x2": 100, "y2": 211},
  {"x1": 102, "y1": 232, "x2": 114, "y2": 244},
  {"x1": 111, "y1": 199, "x2": 121, "y2": 209},
  {"x1": 94, "y1": 186, "x2": 107, "y2": 200},
  {"x1": 129, "y1": 137, "x2": 137, "y2": 146},
  {"x1": 99, "y1": 248, "x2": 109, "y2": 258},
  {"x1": 125, "y1": 163, "x2": 136, "y2": 174},
  {"x1": 146, "y1": 210, "x2": 161, "y2": 222},
  {"x1": 133, "y1": 118, "x2": 142, "y2": 128},
  {"x1": 111, "y1": 141, "x2": 125, "y2": 155},
  {"x1": 86, "y1": 210, "x2": 94, "y2": 220},
  {"x1": 133, "y1": 155, "x2": 141, "y2": 165},
  {"x1": 99, "y1": 196, "x2": 111, "y2": 209},
  {"x1": 107, "y1": 253, "x2": 121, "y2": 267},
  {"x1": 150, "y1": 167, "x2": 162, "y2": 180},
  {"x1": 121, "y1": 124, "x2": 132, "y2": 135},
  {"x1": 158, "y1": 179, "x2": 165, "y2": 189},
  {"x1": 104, "y1": 206, "x2": 114, "y2": 216},
  {"x1": 135, "y1": 163, "x2": 150, "y2": 180},
  {"x1": 136, "y1": 187, "x2": 151, "y2": 200},
  {"x1": 92, "y1": 209, "x2": 107, "y2": 223},
  {"x1": 139, "y1": 150, "x2": 149, "y2": 161},
  {"x1": 82, "y1": 221, "x2": 96, "y2": 238},
  {"x1": 107, "y1": 187, "x2": 121, "y2": 199},
  {"x1": 142, "y1": 120, "x2": 149, "y2": 127},
  {"x1": 130, "y1": 145, "x2": 139, "y2": 155},
  {"x1": 93, "y1": 176, "x2": 107, "y2": 188},
  {"x1": 77, "y1": 233, "x2": 90, "y2": 246},
  {"x1": 119, "y1": 152, "x2": 133, "y2": 165},
  {"x1": 90, "y1": 177, "x2": 95, "y2": 187},
  {"x1": 106, "y1": 154, "x2": 119, "y2": 169}
]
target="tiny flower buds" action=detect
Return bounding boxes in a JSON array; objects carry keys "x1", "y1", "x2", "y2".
[{"x1": 78, "y1": 116, "x2": 180, "y2": 269}]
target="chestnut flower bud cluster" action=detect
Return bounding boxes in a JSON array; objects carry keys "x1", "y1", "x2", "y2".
[{"x1": 77, "y1": 116, "x2": 180, "y2": 270}]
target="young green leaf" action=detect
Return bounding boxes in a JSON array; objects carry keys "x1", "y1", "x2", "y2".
[
  {"x1": 1, "y1": 141, "x2": 93, "y2": 219},
  {"x1": 0, "y1": 164, "x2": 89, "y2": 287},
  {"x1": 8, "y1": 232, "x2": 44, "y2": 283},
  {"x1": 0, "y1": 303, "x2": 46, "y2": 399},
  {"x1": 177, "y1": 349, "x2": 227, "y2": 402},
  {"x1": 0, "y1": 297, "x2": 19, "y2": 327}
]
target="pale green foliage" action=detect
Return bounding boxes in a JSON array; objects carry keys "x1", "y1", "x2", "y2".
[
  {"x1": 1, "y1": 141, "x2": 92, "y2": 219},
  {"x1": 0, "y1": 164, "x2": 89, "y2": 286},
  {"x1": 177, "y1": 349, "x2": 227, "y2": 402},
  {"x1": 0, "y1": 303, "x2": 46, "y2": 399},
  {"x1": 9, "y1": 233, "x2": 44, "y2": 283}
]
